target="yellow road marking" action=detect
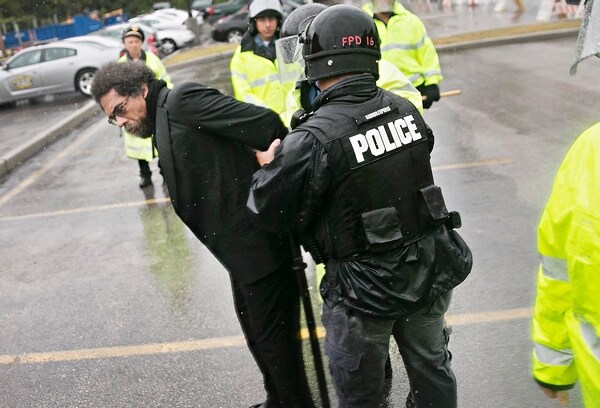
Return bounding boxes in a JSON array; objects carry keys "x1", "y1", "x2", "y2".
[
  {"x1": 0, "y1": 307, "x2": 532, "y2": 366},
  {"x1": 0, "y1": 137, "x2": 519, "y2": 365},
  {"x1": 0, "y1": 158, "x2": 511, "y2": 221},
  {"x1": 0, "y1": 197, "x2": 171, "y2": 222},
  {"x1": 433, "y1": 158, "x2": 512, "y2": 171},
  {"x1": 0, "y1": 336, "x2": 247, "y2": 365}
]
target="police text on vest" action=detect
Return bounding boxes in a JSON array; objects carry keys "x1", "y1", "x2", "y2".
[{"x1": 349, "y1": 115, "x2": 422, "y2": 163}]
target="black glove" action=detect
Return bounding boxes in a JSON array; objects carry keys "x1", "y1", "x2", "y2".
[{"x1": 418, "y1": 84, "x2": 440, "y2": 109}]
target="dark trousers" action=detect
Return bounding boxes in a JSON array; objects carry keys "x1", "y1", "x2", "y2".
[
  {"x1": 322, "y1": 291, "x2": 455, "y2": 408},
  {"x1": 138, "y1": 159, "x2": 152, "y2": 178},
  {"x1": 230, "y1": 263, "x2": 315, "y2": 408}
]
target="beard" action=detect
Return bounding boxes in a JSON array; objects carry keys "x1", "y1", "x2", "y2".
[{"x1": 124, "y1": 113, "x2": 154, "y2": 139}]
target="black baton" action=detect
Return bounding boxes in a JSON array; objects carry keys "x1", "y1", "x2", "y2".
[{"x1": 289, "y1": 234, "x2": 330, "y2": 408}]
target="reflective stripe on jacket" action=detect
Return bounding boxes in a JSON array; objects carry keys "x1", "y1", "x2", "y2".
[
  {"x1": 377, "y1": 59, "x2": 423, "y2": 112},
  {"x1": 118, "y1": 52, "x2": 173, "y2": 161},
  {"x1": 230, "y1": 40, "x2": 288, "y2": 114},
  {"x1": 362, "y1": 1, "x2": 442, "y2": 88},
  {"x1": 532, "y1": 122, "x2": 600, "y2": 405}
]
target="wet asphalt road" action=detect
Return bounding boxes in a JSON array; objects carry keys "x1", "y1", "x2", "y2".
[
  {"x1": 0, "y1": 94, "x2": 91, "y2": 159},
  {"x1": 0, "y1": 34, "x2": 596, "y2": 407}
]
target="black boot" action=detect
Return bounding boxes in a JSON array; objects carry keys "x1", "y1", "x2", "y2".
[
  {"x1": 138, "y1": 159, "x2": 153, "y2": 189},
  {"x1": 139, "y1": 175, "x2": 153, "y2": 188}
]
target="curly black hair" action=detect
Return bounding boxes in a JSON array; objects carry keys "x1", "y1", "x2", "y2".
[{"x1": 91, "y1": 61, "x2": 155, "y2": 103}]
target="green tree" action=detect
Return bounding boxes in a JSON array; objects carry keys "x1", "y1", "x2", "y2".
[{"x1": 0, "y1": 0, "x2": 198, "y2": 35}]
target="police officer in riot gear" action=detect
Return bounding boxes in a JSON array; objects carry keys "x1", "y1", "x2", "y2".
[
  {"x1": 276, "y1": 2, "x2": 422, "y2": 128},
  {"x1": 278, "y1": 3, "x2": 328, "y2": 114},
  {"x1": 248, "y1": 5, "x2": 472, "y2": 408}
]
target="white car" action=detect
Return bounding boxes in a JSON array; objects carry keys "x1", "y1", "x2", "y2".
[
  {"x1": 89, "y1": 23, "x2": 160, "y2": 56},
  {"x1": 0, "y1": 42, "x2": 119, "y2": 105},
  {"x1": 61, "y1": 35, "x2": 123, "y2": 49},
  {"x1": 152, "y1": 8, "x2": 204, "y2": 25},
  {"x1": 130, "y1": 9, "x2": 202, "y2": 30},
  {"x1": 96, "y1": 22, "x2": 196, "y2": 56}
]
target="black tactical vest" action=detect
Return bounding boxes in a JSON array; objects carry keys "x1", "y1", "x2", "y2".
[{"x1": 299, "y1": 90, "x2": 455, "y2": 260}]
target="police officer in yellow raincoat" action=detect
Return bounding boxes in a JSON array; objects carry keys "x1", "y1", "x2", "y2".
[
  {"x1": 118, "y1": 25, "x2": 173, "y2": 188},
  {"x1": 230, "y1": 0, "x2": 289, "y2": 115},
  {"x1": 362, "y1": 0, "x2": 443, "y2": 109},
  {"x1": 531, "y1": 123, "x2": 600, "y2": 407}
]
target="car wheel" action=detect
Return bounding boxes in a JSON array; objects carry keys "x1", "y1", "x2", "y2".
[
  {"x1": 160, "y1": 39, "x2": 178, "y2": 55},
  {"x1": 227, "y1": 29, "x2": 244, "y2": 44},
  {"x1": 75, "y1": 68, "x2": 97, "y2": 96}
]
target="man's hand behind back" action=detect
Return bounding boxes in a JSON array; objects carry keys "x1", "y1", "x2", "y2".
[{"x1": 256, "y1": 138, "x2": 281, "y2": 167}]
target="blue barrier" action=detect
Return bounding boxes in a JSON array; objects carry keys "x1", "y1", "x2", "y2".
[{"x1": 2, "y1": 14, "x2": 125, "y2": 49}]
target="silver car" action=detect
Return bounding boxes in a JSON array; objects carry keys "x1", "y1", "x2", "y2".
[
  {"x1": 124, "y1": 18, "x2": 198, "y2": 55},
  {"x1": 91, "y1": 22, "x2": 161, "y2": 56},
  {"x1": 0, "y1": 42, "x2": 119, "y2": 105}
]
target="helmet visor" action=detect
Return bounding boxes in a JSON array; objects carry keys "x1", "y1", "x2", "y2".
[{"x1": 275, "y1": 35, "x2": 306, "y2": 84}]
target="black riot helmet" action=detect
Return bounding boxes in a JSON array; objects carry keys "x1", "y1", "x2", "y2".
[
  {"x1": 280, "y1": 3, "x2": 328, "y2": 37},
  {"x1": 121, "y1": 25, "x2": 145, "y2": 42},
  {"x1": 301, "y1": 4, "x2": 381, "y2": 82}
]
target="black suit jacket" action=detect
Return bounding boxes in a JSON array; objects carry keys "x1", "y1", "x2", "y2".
[{"x1": 154, "y1": 82, "x2": 290, "y2": 283}]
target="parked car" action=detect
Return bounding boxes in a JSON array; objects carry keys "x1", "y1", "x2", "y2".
[
  {"x1": 61, "y1": 35, "x2": 122, "y2": 49},
  {"x1": 152, "y1": 1, "x2": 172, "y2": 10},
  {"x1": 0, "y1": 42, "x2": 119, "y2": 105},
  {"x1": 191, "y1": 0, "x2": 213, "y2": 16},
  {"x1": 202, "y1": 0, "x2": 250, "y2": 24},
  {"x1": 96, "y1": 22, "x2": 196, "y2": 56},
  {"x1": 211, "y1": 6, "x2": 248, "y2": 43},
  {"x1": 90, "y1": 23, "x2": 161, "y2": 56},
  {"x1": 153, "y1": 8, "x2": 204, "y2": 25},
  {"x1": 129, "y1": 14, "x2": 186, "y2": 30},
  {"x1": 211, "y1": 0, "x2": 303, "y2": 43},
  {"x1": 130, "y1": 9, "x2": 203, "y2": 29},
  {"x1": 154, "y1": 25, "x2": 197, "y2": 55}
]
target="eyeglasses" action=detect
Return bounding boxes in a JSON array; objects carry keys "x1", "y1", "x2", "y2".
[{"x1": 107, "y1": 96, "x2": 130, "y2": 126}]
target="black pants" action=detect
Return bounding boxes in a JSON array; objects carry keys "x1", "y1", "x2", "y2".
[
  {"x1": 139, "y1": 160, "x2": 164, "y2": 179},
  {"x1": 138, "y1": 159, "x2": 152, "y2": 178},
  {"x1": 230, "y1": 263, "x2": 314, "y2": 408},
  {"x1": 322, "y1": 291, "x2": 455, "y2": 408}
]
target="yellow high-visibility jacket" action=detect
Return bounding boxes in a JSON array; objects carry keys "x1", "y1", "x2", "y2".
[
  {"x1": 282, "y1": 60, "x2": 423, "y2": 128},
  {"x1": 532, "y1": 122, "x2": 600, "y2": 407},
  {"x1": 118, "y1": 51, "x2": 173, "y2": 162},
  {"x1": 362, "y1": 1, "x2": 442, "y2": 88},
  {"x1": 230, "y1": 36, "x2": 289, "y2": 115},
  {"x1": 378, "y1": 59, "x2": 424, "y2": 112}
]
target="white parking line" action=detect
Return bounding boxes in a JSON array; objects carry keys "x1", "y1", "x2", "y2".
[{"x1": 0, "y1": 121, "x2": 104, "y2": 209}]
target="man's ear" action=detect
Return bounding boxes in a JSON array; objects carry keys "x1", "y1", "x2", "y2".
[{"x1": 141, "y1": 83, "x2": 149, "y2": 98}]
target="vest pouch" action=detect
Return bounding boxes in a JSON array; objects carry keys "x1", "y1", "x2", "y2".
[
  {"x1": 418, "y1": 185, "x2": 449, "y2": 224},
  {"x1": 361, "y1": 207, "x2": 404, "y2": 251}
]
